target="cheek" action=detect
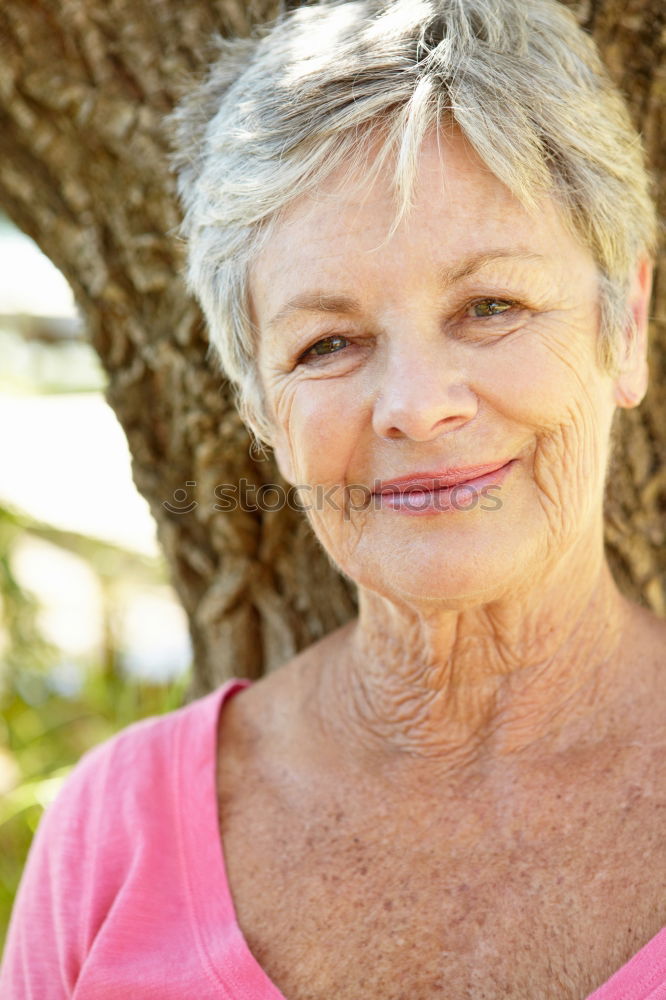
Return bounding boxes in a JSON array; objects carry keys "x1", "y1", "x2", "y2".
[
  {"x1": 480, "y1": 312, "x2": 608, "y2": 429},
  {"x1": 274, "y1": 378, "x2": 365, "y2": 486},
  {"x1": 532, "y1": 403, "x2": 607, "y2": 543},
  {"x1": 482, "y1": 324, "x2": 613, "y2": 537}
]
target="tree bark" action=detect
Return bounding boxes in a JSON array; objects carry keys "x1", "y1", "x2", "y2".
[{"x1": 0, "y1": 0, "x2": 662, "y2": 694}]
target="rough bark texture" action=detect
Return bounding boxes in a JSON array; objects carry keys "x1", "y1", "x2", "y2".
[{"x1": 0, "y1": 0, "x2": 663, "y2": 693}]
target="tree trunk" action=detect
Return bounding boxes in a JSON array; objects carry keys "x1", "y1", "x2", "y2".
[{"x1": 0, "y1": 0, "x2": 662, "y2": 694}]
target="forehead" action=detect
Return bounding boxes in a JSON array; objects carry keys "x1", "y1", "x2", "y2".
[{"x1": 250, "y1": 129, "x2": 592, "y2": 321}]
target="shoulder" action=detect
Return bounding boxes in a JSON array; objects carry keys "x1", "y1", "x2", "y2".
[
  {"x1": 1, "y1": 685, "x2": 241, "y2": 995},
  {"x1": 35, "y1": 684, "x2": 235, "y2": 865},
  {"x1": 55, "y1": 698, "x2": 190, "y2": 806}
]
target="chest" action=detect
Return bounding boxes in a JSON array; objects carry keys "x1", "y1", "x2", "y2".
[{"x1": 218, "y1": 780, "x2": 666, "y2": 1000}]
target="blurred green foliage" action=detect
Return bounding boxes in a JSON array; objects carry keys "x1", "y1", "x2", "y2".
[
  {"x1": 0, "y1": 219, "x2": 192, "y2": 953},
  {"x1": 0, "y1": 504, "x2": 190, "y2": 952}
]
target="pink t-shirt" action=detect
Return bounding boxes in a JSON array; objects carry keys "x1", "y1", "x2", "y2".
[{"x1": 2, "y1": 679, "x2": 665, "y2": 999}]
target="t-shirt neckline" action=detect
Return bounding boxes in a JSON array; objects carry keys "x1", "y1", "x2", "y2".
[
  {"x1": 175, "y1": 678, "x2": 288, "y2": 999},
  {"x1": 176, "y1": 679, "x2": 666, "y2": 1000}
]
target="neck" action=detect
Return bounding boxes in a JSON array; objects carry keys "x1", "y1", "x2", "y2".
[{"x1": 315, "y1": 536, "x2": 632, "y2": 775}]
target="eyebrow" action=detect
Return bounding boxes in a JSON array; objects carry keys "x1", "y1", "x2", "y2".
[{"x1": 266, "y1": 249, "x2": 545, "y2": 331}]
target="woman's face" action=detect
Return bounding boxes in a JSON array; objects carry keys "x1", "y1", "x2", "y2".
[{"x1": 250, "y1": 130, "x2": 635, "y2": 606}]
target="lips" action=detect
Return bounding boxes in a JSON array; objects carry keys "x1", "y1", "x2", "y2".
[{"x1": 372, "y1": 461, "x2": 513, "y2": 496}]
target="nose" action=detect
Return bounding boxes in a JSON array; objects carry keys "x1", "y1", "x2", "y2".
[{"x1": 371, "y1": 347, "x2": 478, "y2": 441}]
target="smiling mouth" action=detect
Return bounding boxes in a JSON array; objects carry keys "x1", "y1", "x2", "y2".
[{"x1": 372, "y1": 460, "x2": 514, "y2": 496}]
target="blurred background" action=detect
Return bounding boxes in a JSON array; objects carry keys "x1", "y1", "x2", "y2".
[{"x1": 0, "y1": 212, "x2": 192, "y2": 949}]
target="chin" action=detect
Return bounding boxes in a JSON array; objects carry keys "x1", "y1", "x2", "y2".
[
  {"x1": 387, "y1": 568, "x2": 518, "y2": 609},
  {"x1": 343, "y1": 529, "x2": 534, "y2": 609}
]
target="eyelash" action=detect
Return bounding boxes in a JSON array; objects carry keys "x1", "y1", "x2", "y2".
[{"x1": 296, "y1": 297, "x2": 522, "y2": 363}]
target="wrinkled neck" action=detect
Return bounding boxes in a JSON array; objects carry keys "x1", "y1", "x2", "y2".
[{"x1": 316, "y1": 537, "x2": 630, "y2": 774}]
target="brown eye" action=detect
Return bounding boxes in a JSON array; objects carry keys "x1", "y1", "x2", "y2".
[
  {"x1": 301, "y1": 335, "x2": 349, "y2": 360},
  {"x1": 468, "y1": 299, "x2": 515, "y2": 318}
]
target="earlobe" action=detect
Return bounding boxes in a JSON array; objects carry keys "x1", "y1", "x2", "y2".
[{"x1": 614, "y1": 372, "x2": 647, "y2": 409}]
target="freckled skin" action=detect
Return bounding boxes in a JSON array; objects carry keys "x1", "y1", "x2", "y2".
[{"x1": 216, "y1": 130, "x2": 665, "y2": 999}]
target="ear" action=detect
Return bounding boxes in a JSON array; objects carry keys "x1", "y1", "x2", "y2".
[{"x1": 613, "y1": 256, "x2": 653, "y2": 409}]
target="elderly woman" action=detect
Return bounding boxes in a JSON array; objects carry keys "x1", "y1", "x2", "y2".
[{"x1": 3, "y1": 0, "x2": 664, "y2": 997}]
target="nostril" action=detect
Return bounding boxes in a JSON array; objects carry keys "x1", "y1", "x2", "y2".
[{"x1": 371, "y1": 376, "x2": 478, "y2": 443}]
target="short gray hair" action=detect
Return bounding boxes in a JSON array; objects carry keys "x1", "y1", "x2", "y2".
[{"x1": 170, "y1": 0, "x2": 658, "y2": 447}]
